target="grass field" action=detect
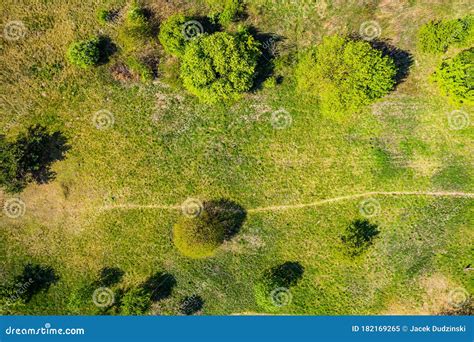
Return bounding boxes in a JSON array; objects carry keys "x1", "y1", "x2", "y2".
[{"x1": 1, "y1": 0, "x2": 473, "y2": 315}]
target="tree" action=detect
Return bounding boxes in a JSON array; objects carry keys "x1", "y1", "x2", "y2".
[
  {"x1": 173, "y1": 200, "x2": 246, "y2": 258},
  {"x1": 173, "y1": 208, "x2": 227, "y2": 258},
  {"x1": 180, "y1": 30, "x2": 261, "y2": 103},
  {"x1": 432, "y1": 48, "x2": 473, "y2": 105},
  {"x1": 296, "y1": 36, "x2": 396, "y2": 117}
]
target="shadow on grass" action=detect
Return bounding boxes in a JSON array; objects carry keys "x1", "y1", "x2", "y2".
[
  {"x1": 179, "y1": 295, "x2": 204, "y2": 315},
  {"x1": 141, "y1": 272, "x2": 176, "y2": 302},
  {"x1": 203, "y1": 199, "x2": 247, "y2": 240},
  {"x1": 14, "y1": 263, "x2": 59, "y2": 302}
]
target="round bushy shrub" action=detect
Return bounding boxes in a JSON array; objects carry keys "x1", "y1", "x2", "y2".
[
  {"x1": 418, "y1": 16, "x2": 474, "y2": 53},
  {"x1": 173, "y1": 207, "x2": 227, "y2": 258},
  {"x1": 67, "y1": 37, "x2": 101, "y2": 68},
  {"x1": 432, "y1": 48, "x2": 473, "y2": 105},
  {"x1": 180, "y1": 30, "x2": 261, "y2": 103},
  {"x1": 158, "y1": 14, "x2": 191, "y2": 57},
  {"x1": 296, "y1": 36, "x2": 396, "y2": 116},
  {"x1": 121, "y1": 288, "x2": 151, "y2": 315},
  {"x1": 118, "y1": 2, "x2": 152, "y2": 51}
]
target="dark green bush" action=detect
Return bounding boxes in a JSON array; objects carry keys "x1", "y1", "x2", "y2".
[
  {"x1": 432, "y1": 48, "x2": 473, "y2": 105},
  {"x1": 180, "y1": 30, "x2": 261, "y2": 103},
  {"x1": 341, "y1": 219, "x2": 380, "y2": 257},
  {"x1": 118, "y1": 2, "x2": 152, "y2": 51},
  {"x1": 254, "y1": 262, "x2": 304, "y2": 312},
  {"x1": 121, "y1": 288, "x2": 151, "y2": 315},
  {"x1": 67, "y1": 37, "x2": 101, "y2": 68},
  {"x1": 418, "y1": 15, "x2": 474, "y2": 53},
  {"x1": 158, "y1": 14, "x2": 191, "y2": 57},
  {"x1": 296, "y1": 36, "x2": 396, "y2": 116}
]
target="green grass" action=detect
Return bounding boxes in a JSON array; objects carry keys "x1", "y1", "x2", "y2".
[{"x1": 0, "y1": 0, "x2": 473, "y2": 315}]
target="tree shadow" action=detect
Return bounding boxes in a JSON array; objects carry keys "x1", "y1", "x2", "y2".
[
  {"x1": 369, "y1": 39, "x2": 414, "y2": 86},
  {"x1": 439, "y1": 302, "x2": 473, "y2": 316},
  {"x1": 179, "y1": 295, "x2": 204, "y2": 315},
  {"x1": 203, "y1": 199, "x2": 247, "y2": 240},
  {"x1": 97, "y1": 36, "x2": 117, "y2": 65},
  {"x1": 14, "y1": 263, "x2": 59, "y2": 303},
  {"x1": 246, "y1": 26, "x2": 285, "y2": 90},
  {"x1": 141, "y1": 272, "x2": 176, "y2": 302},
  {"x1": 268, "y1": 261, "x2": 305, "y2": 288},
  {"x1": 341, "y1": 219, "x2": 380, "y2": 257},
  {"x1": 98, "y1": 267, "x2": 124, "y2": 287},
  {"x1": 16, "y1": 124, "x2": 70, "y2": 185}
]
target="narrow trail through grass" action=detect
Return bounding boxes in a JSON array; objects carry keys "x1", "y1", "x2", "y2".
[{"x1": 98, "y1": 191, "x2": 474, "y2": 213}]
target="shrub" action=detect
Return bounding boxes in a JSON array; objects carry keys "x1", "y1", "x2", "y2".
[
  {"x1": 254, "y1": 262, "x2": 304, "y2": 312},
  {"x1": 341, "y1": 219, "x2": 380, "y2": 257},
  {"x1": 97, "y1": 9, "x2": 113, "y2": 24},
  {"x1": 432, "y1": 48, "x2": 473, "y2": 105},
  {"x1": 125, "y1": 56, "x2": 154, "y2": 82},
  {"x1": 118, "y1": 2, "x2": 152, "y2": 51},
  {"x1": 121, "y1": 288, "x2": 151, "y2": 315},
  {"x1": 180, "y1": 30, "x2": 261, "y2": 103},
  {"x1": 418, "y1": 15, "x2": 474, "y2": 53},
  {"x1": 207, "y1": 0, "x2": 243, "y2": 26},
  {"x1": 296, "y1": 36, "x2": 396, "y2": 116},
  {"x1": 158, "y1": 14, "x2": 191, "y2": 57},
  {"x1": 67, "y1": 37, "x2": 101, "y2": 68},
  {"x1": 173, "y1": 208, "x2": 227, "y2": 258},
  {"x1": 173, "y1": 199, "x2": 246, "y2": 258}
]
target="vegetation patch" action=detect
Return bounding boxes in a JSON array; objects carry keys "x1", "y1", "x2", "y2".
[
  {"x1": 180, "y1": 30, "x2": 261, "y2": 103},
  {"x1": 418, "y1": 15, "x2": 474, "y2": 53},
  {"x1": 296, "y1": 36, "x2": 397, "y2": 117},
  {"x1": 432, "y1": 48, "x2": 473, "y2": 105}
]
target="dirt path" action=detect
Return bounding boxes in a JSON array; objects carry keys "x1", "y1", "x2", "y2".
[{"x1": 99, "y1": 191, "x2": 474, "y2": 213}]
